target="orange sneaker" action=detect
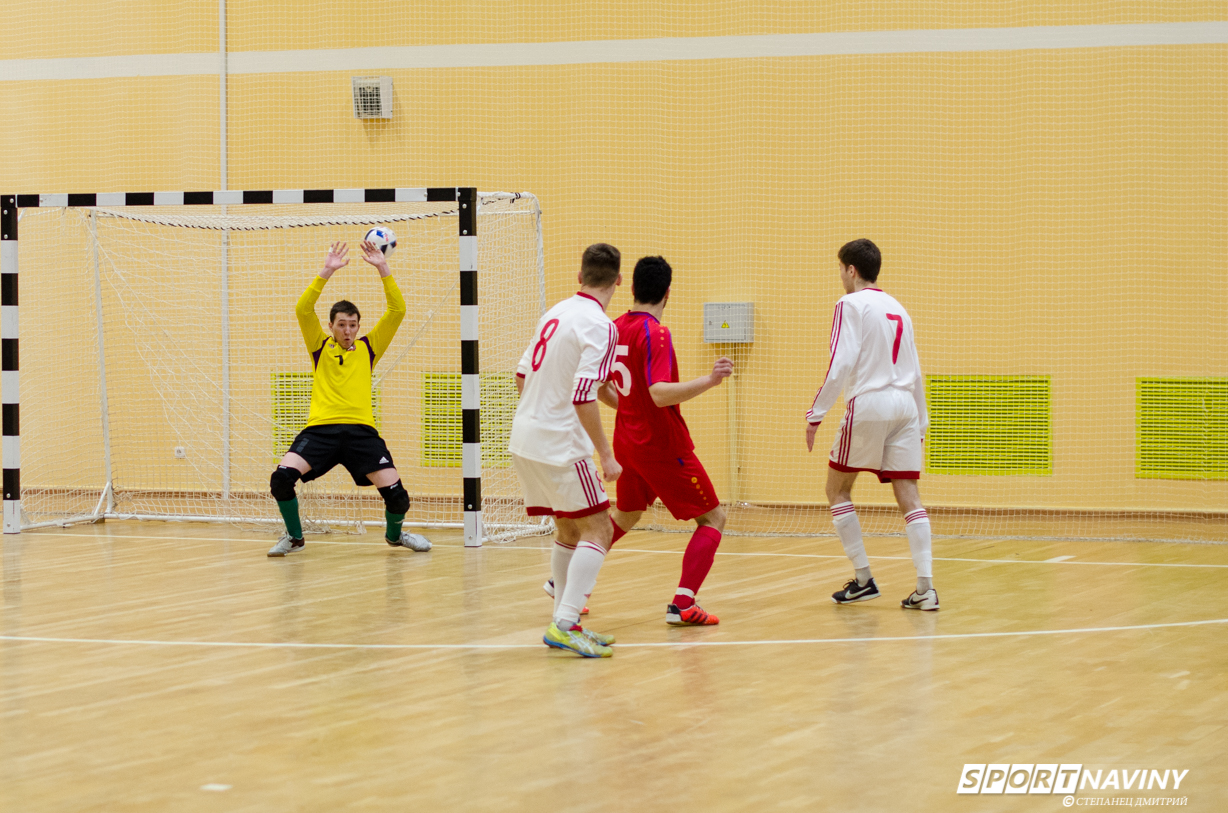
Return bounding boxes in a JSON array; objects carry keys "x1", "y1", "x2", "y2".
[
  {"x1": 666, "y1": 602, "x2": 719, "y2": 626},
  {"x1": 543, "y1": 578, "x2": 589, "y2": 615}
]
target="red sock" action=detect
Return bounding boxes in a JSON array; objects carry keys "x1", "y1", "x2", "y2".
[
  {"x1": 675, "y1": 525, "x2": 721, "y2": 609},
  {"x1": 609, "y1": 515, "x2": 627, "y2": 547}
]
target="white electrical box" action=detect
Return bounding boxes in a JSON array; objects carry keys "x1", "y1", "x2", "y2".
[
  {"x1": 352, "y1": 76, "x2": 394, "y2": 119},
  {"x1": 703, "y1": 302, "x2": 754, "y2": 344}
]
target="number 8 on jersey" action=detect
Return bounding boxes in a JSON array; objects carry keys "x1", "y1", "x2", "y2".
[{"x1": 531, "y1": 318, "x2": 560, "y2": 371}]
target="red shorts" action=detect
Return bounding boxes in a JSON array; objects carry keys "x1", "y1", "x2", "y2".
[{"x1": 615, "y1": 451, "x2": 720, "y2": 521}]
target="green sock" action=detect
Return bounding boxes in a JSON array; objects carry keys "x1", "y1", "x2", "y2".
[
  {"x1": 385, "y1": 510, "x2": 405, "y2": 542},
  {"x1": 277, "y1": 498, "x2": 303, "y2": 540}
]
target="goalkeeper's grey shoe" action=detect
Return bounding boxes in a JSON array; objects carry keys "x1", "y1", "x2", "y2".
[
  {"x1": 267, "y1": 534, "x2": 305, "y2": 557},
  {"x1": 388, "y1": 532, "x2": 432, "y2": 552}
]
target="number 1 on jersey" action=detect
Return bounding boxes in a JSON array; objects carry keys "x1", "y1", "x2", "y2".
[
  {"x1": 531, "y1": 318, "x2": 560, "y2": 371},
  {"x1": 886, "y1": 314, "x2": 904, "y2": 364}
]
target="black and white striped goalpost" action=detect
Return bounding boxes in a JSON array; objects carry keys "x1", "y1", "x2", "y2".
[
  {"x1": 1, "y1": 195, "x2": 18, "y2": 534},
  {"x1": 1, "y1": 186, "x2": 486, "y2": 544},
  {"x1": 457, "y1": 188, "x2": 483, "y2": 547}
]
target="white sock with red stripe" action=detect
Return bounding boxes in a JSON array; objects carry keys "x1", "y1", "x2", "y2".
[
  {"x1": 556, "y1": 541, "x2": 606, "y2": 629},
  {"x1": 831, "y1": 501, "x2": 871, "y2": 584},
  {"x1": 551, "y1": 541, "x2": 576, "y2": 617},
  {"x1": 904, "y1": 508, "x2": 934, "y2": 593}
]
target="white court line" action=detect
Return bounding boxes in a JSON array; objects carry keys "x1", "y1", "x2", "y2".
[
  {"x1": 609, "y1": 548, "x2": 1228, "y2": 570},
  {"x1": 2, "y1": 617, "x2": 1226, "y2": 651},
  {"x1": 18, "y1": 531, "x2": 1228, "y2": 569}
]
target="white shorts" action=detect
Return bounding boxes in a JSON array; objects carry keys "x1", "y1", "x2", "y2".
[
  {"x1": 512, "y1": 454, "x2": 610, "y2": 519},
  {"x1": 829, "y1": 387, "x2": 923, "y2": 483}
]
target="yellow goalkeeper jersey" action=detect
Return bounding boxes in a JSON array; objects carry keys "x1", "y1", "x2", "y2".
[{"x1": 296, "y1": 275, "x2": 406, "y2": 428}]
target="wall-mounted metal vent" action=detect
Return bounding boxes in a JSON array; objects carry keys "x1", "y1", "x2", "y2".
[
  {"x1": 924, "y1": 375, "x2": 1052, "y2": 476},
  {"x1": 422, "y1": 373, "x2": 516, "y2": 468},
  {"x1": 1137, "y1": 377, "x2": 1228, "y2": 480},
  {"x1": 352, "y1": 76, "x2": 393, "y2": 119}
]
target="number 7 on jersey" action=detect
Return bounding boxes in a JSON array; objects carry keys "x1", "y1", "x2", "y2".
[{"x1": 886, "y1": 314, "x2": 903, "y2": 364}]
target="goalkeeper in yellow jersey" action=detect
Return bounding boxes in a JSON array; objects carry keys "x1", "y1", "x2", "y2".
[{"x1": 267, "y1": 240, "x2": 432, "y2": 556}]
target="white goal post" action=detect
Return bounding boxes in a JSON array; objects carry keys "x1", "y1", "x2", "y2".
[{"x1": 0, "y1": 187, "x2": 547, "y2": 546}]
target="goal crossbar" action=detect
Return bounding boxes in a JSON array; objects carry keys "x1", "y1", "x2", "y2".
[{"x1": 0, "y1": 186, "x2": 510, "y2": 546}]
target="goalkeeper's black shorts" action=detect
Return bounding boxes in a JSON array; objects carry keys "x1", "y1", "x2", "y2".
[{"x1": 287, "y1": 424, "x2": 396, "y2": 486}]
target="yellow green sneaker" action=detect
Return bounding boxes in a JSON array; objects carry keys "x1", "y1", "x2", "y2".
[
  {"x1": 578, "y1": 626, "x2": 615, "y2": 646},
  {"x1": 543, "y1": 622, "x2": 613, "y2": 658}
]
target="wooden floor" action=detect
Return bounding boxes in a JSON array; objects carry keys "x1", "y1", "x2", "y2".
[{"x1": 1, "y1": 522, "x2": 1226, "y2": 812}]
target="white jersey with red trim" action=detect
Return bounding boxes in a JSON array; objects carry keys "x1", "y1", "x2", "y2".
[
  {"x1": 806, "y1": 287, "x2": 928, "y2": 433},
  {"x1": 509, "y1": 292, "x2": 618, "y2": 466}
]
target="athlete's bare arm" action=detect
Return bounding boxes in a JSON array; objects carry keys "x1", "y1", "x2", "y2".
[
  {"x1": 597, "y1": 381, "x2": 619, "y2": 409},
  {"x1": 648, "y1": 357, "x2": 733, "y2": 408},
  {"x1": 806, "y1": 421, "x2": 821, "y2": 452},
  {"x1": 574, "y1": 401, "x2": 622, "y2": 482}
]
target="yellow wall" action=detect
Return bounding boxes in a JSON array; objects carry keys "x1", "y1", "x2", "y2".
[
  {"x1": 223, "y1": 47, "x2": 1228, "y2": 515},
  {"x1": 6, "y1": 0, "x2": 1223, "y2": 63},
  {"x1": 0, "y1": 77, "x2": 220, "y2": 192},
  {"x1": 243, "y1": 3, "x2": 1227, "y2": 49},
  {"x1": 6, "y1": 1, "x2": 215, "y2": 60},
  {"x1": 2, "y1": 3, "x2": 1226, "y2": 534}
]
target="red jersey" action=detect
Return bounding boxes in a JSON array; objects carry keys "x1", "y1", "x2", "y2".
[{"x1": 611, "y1": 311, "x2": 695, "y2": 460}]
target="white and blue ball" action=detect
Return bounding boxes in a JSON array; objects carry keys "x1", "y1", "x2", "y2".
[{"x1": 364, "y1": 226, "x2": 397, "y2": 260}]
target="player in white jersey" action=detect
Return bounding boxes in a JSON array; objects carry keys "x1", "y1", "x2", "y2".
[
  {"x1": 805, "y1": 239, "x2": 939, "y2": 611},
  {"x1": 510, "y1": 243, "x2": 624, "y2": 656}
]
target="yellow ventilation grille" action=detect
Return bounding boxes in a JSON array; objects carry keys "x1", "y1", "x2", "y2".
[
  {"x1": 421, "y1": 373, "x2": 516, "y2": 468},
  {"x1": 925, "y1": 375, "x2": 1052, "y2": 476},
  {"x1": 1136, "y1": 378, "x2": 1228, "y2": 480}
]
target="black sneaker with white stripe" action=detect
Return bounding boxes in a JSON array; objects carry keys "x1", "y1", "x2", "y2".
[{"x1": 831, "y1": 577, "x2": 881, "y2": 604}]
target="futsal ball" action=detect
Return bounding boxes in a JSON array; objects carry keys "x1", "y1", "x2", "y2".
[{"x1": 364, "y1": 226, "x2": 397, "y2": 260}]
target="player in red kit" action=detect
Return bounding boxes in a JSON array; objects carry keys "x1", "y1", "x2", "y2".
[{"x1": 608, "y1": 256, "x2": 733, "y2": 625}]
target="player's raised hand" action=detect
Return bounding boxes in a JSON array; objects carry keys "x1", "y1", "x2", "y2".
[
  {"x1": 320, "y1": 242, "x2": 350, "y2": 278},
  {"x1": 360, "y1": 240, "x2": 392, "y2": 277},
  {"x1": 711, "y1": 356, "x2": 734, "y2": 382},
  {"x1": 806, "y1": 420, "x2": 821, "y2": 452},
  {"x1": 599, "y1": 451, "x2": 623, "y2": 482}
]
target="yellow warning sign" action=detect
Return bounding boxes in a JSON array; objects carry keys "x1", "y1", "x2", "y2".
[{"x1": 721, "y1": 322, "x2": 729, "y2": 329}]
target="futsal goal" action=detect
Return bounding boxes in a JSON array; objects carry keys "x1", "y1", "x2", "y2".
[{"x1": 1, "y1": 188, "x2": 546, "y2": 546}]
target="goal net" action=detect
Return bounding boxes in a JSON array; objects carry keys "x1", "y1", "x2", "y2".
[{"x1": 17, "y1": 193, "x2": 547, "y2": 540}]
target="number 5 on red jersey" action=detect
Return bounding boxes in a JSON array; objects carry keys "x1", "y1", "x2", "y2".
[{"x1": 611, "y1": 345, "x2": 632, "y2": 395}]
